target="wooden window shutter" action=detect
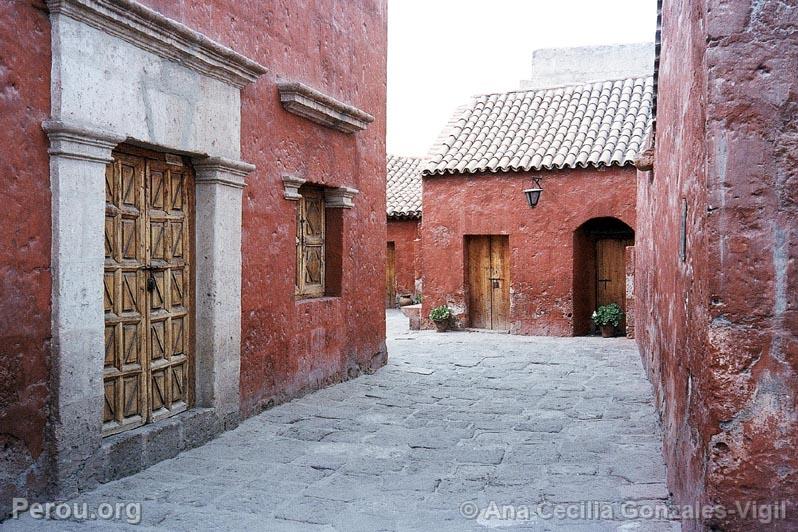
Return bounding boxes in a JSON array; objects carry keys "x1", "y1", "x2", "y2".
[{"x1": 296, "y1": 187, "x2": 325, "y2": 298}]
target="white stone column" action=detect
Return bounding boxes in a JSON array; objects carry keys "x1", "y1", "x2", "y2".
[
  {"x1": 43, "y1": 119, "x2": 124, "y2": 496},
  {"x1": 192, "y1": 157, "x2": 254, "y2": 428}
]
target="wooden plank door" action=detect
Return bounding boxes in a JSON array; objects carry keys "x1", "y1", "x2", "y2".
[
  {"x1": 146, "y1": 158, "x2": 191, "y2": 424},
  {"x1": 596, "y1": 238, "x2": 633, "y2": 329},
  {"x1": 103, "y1": 148, "x2": 193, "y2": 437},
  {"x1": 386, "y1": 242, "x2": 396, "y2": 308},
  {"x1": 489, "y1": 236, "x2": 510, "y2": 330},
  {"x1": 467, "y1": 235, "x2": 510, "y2": 330},
  {"x1": 104, "y1": 154, "x2": 147, "y2": 436}
]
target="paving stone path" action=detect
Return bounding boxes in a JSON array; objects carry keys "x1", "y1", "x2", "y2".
[{"x1": 5, "y1": 311, "x2": 679, "y2": 531}]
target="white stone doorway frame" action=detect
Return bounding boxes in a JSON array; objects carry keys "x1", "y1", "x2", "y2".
[{"x1": 43, "y1": 0, "x2": 265, "y2": 497}]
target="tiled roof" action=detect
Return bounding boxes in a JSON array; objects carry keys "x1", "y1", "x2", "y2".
[
  {"x1": 423, "y1": 76, "x2": 654, "y2": 176},
  {"x1": 387, "y1": 155, "x2": 423, "y2": 219}
]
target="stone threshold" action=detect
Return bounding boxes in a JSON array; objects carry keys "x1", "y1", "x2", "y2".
[{"x1": 101, "y1": 408, "x2": 229, "y2": 484}]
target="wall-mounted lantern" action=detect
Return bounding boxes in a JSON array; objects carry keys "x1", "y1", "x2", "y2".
[{"x1": 523, "y1": 177, "x2": 543, "y2": 208}]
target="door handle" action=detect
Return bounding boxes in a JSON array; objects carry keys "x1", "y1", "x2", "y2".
[{"x1": 142, "y1": 266, "x2": 159, "y2": 292}]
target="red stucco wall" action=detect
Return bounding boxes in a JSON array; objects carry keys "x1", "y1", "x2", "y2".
[
  {"x1": 421, "y1": 167, "x2": 636, "y2": 335},
  {"x1": 137, "y1": 0, "x2": 388, "y2": 415},
  {"x1": 636, "y1": 0, "x2": 798, "y2": 529},
  {"x1": 0, "y1": 0, "x2": 52, "y2": 515},
  {"x1": 387, "y1": 219, "x2": 421, "y2": 299}
]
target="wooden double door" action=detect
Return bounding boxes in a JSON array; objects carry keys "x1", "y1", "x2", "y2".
[
  {"x1": 103, "y1": 148, "x2": 193, "y2": 436},
  {"x1": 466, "y1": 235, "x2": 510, "y2": 330}
]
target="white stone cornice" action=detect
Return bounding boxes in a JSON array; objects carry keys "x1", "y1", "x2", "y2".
[
  {"x1": 46, "y1": 0, "x2": 267, "y2": 88},
  {"x1": 325, "y1": 186, "x2": 359, "y2": 208},
  {"x1": 282, "y1": 175, "x2": 306, "y2": 200},
  {"x1": 277, "y1": 81, "x2": 374, "y2": 133},
  {"x1": 193, "y1": 156, "x2": 255, "y2": 189},
  {"x1": 42, "y1": 119, "x2": 125, "y2": 163}
]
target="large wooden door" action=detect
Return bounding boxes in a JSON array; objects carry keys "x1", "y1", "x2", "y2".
[
  {"x1": 466, "y1": 235, "x2": 510, "y2": 330},
  {"x1": 103, "y1": 148, "x2": 193, "y2": 436},
  {"x1": 596, "y1": 238, "x2": 632, "y2": 328},
  {"x1": 386, "y1": 242, "x2": 396, "y2": 308}
]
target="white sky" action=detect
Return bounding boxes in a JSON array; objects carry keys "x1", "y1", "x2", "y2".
[{"x1": 387, "y1": 0, "x2": 658, "y2": 156}]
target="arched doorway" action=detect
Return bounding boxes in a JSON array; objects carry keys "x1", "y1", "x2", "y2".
[{"x1": 573, "y1": 217, "x2": 634, "y2": 335}]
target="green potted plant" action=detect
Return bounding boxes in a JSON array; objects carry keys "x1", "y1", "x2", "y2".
[
  {"x1": 592, "y1": 303, "x2": 624, "y2": 338},
  {"x1": 429, "y1": 305, "x2": 452, "y2": 332}
]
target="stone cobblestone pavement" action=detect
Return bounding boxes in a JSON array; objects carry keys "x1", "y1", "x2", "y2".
[{"x1": 4, "y1": 311, "x2": 679, "y2": 531}]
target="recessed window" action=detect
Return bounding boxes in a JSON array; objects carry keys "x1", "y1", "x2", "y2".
[{"x1": 296, "y1": 185, "x2": 326, "y2": 298}]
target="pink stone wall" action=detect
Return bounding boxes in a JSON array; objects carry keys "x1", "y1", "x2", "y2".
[
  {"x1": 387, "y1": 219, "x2": 422, "y2": 300},
  {"x1": 636, "y1": 0, "x2": 798, "y2": 529},
  {"x1": 0, "y1": 0, "x2": 52, "y2": 517}
]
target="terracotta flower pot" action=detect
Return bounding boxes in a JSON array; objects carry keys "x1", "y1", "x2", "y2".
[
  {"x1": 433, "y1": 319, "x2": 449, "y2": 332},
  {"x1": 398, "y1": 294, "x2": 414, "y2": 307},
  {"x1": 600, "y1": 325, "x2": 616, "y2": 338}
]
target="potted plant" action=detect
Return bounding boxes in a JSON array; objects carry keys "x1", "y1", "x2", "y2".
[
  {"x1": 429, "y1": 305, "x2": 452, "y2": 332},
  {"x1": 592, "y1": 303, "x2": 624, "y2": 338}
]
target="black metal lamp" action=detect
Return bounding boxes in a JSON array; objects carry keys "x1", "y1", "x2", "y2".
[{"x1": 523, "y1": 177, "x2": 543, "y2": 207}]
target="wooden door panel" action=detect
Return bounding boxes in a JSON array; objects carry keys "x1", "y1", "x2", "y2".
[
  {"x1": 171, "y1": 315, "x2": 187, "y2": 355},
  {"x1": 490, "y1": 236, "x2": 510, "y2": 330},
  {"x1": 121, "y1": 322, "x2": 143, "y2": 368},
  {"x1": 171, "y1": 362, "x2": 187, "y2": 407},
  {"x1": 170, "y1": 268, "x2": 187, "y2": 309},
  {"x1": 596, "y1": 239, "x2": 628, "y2": 309},
  {"x1": 467, "y1": 236, "x2": 492, "y2": 329},
  {"x1": 122, "y1": 375, "x2": 141, "y2": 418},
  {"x1": 103, "y1": 155, "x2": 147, "y2": 436},
  {"x1": 103, "y1": 150, "x2": 192, "y2": 437},
  {"x1": 170, "y1": 221, "x2": 186, "y2": 260},
  {"x1": 146, "y1": 159, "x2": 191, "y2": 422}
]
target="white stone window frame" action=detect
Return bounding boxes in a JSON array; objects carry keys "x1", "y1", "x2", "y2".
[{"x1": 43, "y1": 0, "x2": 265, "y2": 497}]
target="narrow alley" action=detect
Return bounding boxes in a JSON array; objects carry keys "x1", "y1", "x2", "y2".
[{"x1": 6, "y1": 311, "x2": 676, "y2": 531}]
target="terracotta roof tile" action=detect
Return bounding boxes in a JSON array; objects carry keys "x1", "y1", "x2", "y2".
[
  {"x1": 387, "y1": 155, "x2": 423, "y2": 219},
  {"x1": 423, "y1": 77, "x2": 654, "y2": 176}
]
